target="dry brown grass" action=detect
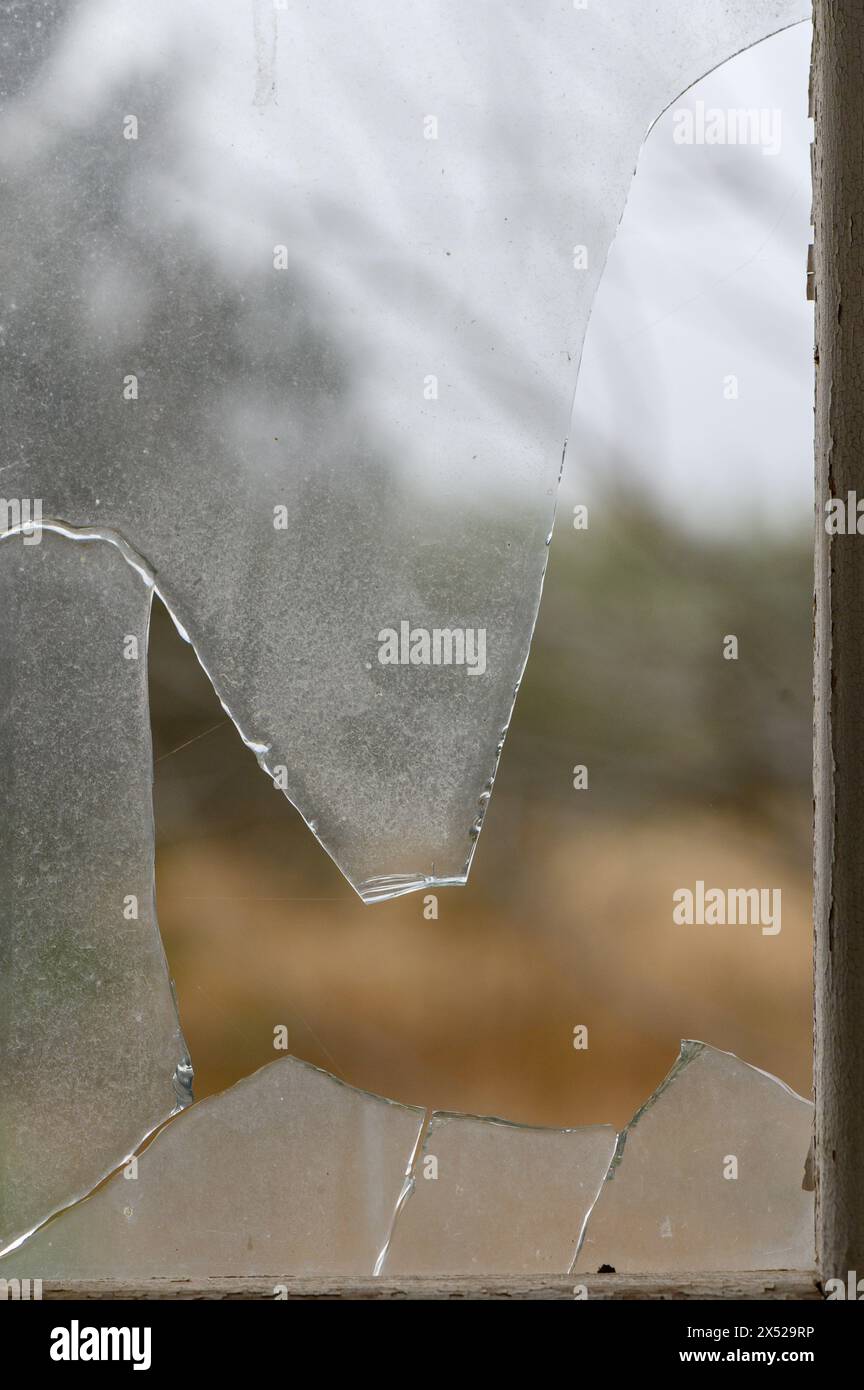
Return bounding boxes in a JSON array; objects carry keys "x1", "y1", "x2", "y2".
[{"x1": 157, "y1": 802, "x2": 811, "y2": 1130}]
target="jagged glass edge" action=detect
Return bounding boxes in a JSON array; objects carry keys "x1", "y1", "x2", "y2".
[
  {"x1": 1, "y1": 1050, "x2": 427, "y2": 1262},
  {"x1": 0, "y1": 20, "x2": 809, "y2": 907},
  {"x1": 368, "y1": 15, "x2": 811, "y2": 901},
  {"x1": 0, "y1": 524, "x2": 195, "y2": 1258},
  {"x1": 568, "y1": 1038, "x2": 814, "y2": 1272},
  {"x1": 2, "y1": 1037, "x2": 812, "y2": 1270},
  {"x1": 0, "y1": 13, "x2": 812, "y2": 1263},
  {"x1": 375, "y1": 1104, "x2": 618, "y2": 1277},
  {"x1": 0, "y1": 517, "x2": 497, "y2": 904}
]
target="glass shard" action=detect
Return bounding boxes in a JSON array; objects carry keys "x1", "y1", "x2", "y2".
[
  {"x1": 0, "y1": 531, "x2": 190, "y2": 1254},
  {"x1": 381, "y1": 1111, "x2": 617, "y2": 1275},
  {"x1": 1, "y1": 0, "x2": 808, "y2": 900},
  {"x1": 573, "y1": 1042, "x2": 814, "y2": 1274},
  {"x1": 0, "y1": 1057, "x2": 425, "y2": 1278}
]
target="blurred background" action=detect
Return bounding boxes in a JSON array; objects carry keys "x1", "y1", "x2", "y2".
[{"x1": 150, "y1": 24, "x2": 815, "y2": 1129}]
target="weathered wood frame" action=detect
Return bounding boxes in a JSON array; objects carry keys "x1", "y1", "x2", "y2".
[
  {"x1": 812, "y1": 0, "x2": 864, "y2": 1288},
  {"x1": 40, "y1": 1273, "x2": 819, "y2": 1301}
]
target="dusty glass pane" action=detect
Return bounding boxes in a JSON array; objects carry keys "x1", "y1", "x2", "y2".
[
  {"x1": 0, "y1": 1058, "x2": 425, "y2": 1278},
  {"x1": 0, "y1": 0, "x2": 808, "y2": 901},
  {"x1": 381, "y1": 1112, "x2": 616, "y2": 1275},
  {"x1": 139, "y1": 22, "x2": 814, "y2": 1140},
  {"x1": 0, "y1": 531, "x2": 190, "y2": 1255},
  {"x1": 2, "y1": 0, "x2": 814, "y2": 1286},
  {"x1": 573, "y1": 1042, "x2": 814, "y2": 1274}
]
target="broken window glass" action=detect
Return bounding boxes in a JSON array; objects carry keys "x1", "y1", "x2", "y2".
[
  {"x1": 1, "y1": 0, "x2": 808, "y2": 901},
  {"x1": 0, "y1": 1043, "x2": 813, "y2": 1280},
  {"x1": 0, "y1": 531, "x2": 190, "y2": 1255},
  {"x1": 1, "y1": 0, "x2": 813, "y2": 1281},
  {"x1": 573, "y1": 1042, "x2": 814, "y2": 1274},
  {"x1": 0, "y1": 1057, "x2": 424, "y2": 1279},
  {"x1": 380, "y1": 1112, "x2": 617, "y2": 1276}
]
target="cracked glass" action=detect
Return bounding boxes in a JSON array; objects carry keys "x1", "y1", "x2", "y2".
[
  {"x1": 381, "y1": 1112, "x2": 617, "y2": 1276},
  {"x1": 0, "y1": 1057, "x2": 425, "y2": 1278},
  {"x1": 0, "y1": 0, "x2": 813, "y2": 1283},
  {"x1": 0, "y1": 530, "x2": 189, "y2": 1255},
  {"x1": 1, "y1": 0, "x2": 808, "y2": 899},
  {"x1": 573, "y1": 1043, "x2": 814, "y2": 1274}
]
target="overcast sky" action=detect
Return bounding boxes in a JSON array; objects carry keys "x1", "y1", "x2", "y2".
[{"x1": 566, "y1": 21, "x2": 813, "y2": 539}]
